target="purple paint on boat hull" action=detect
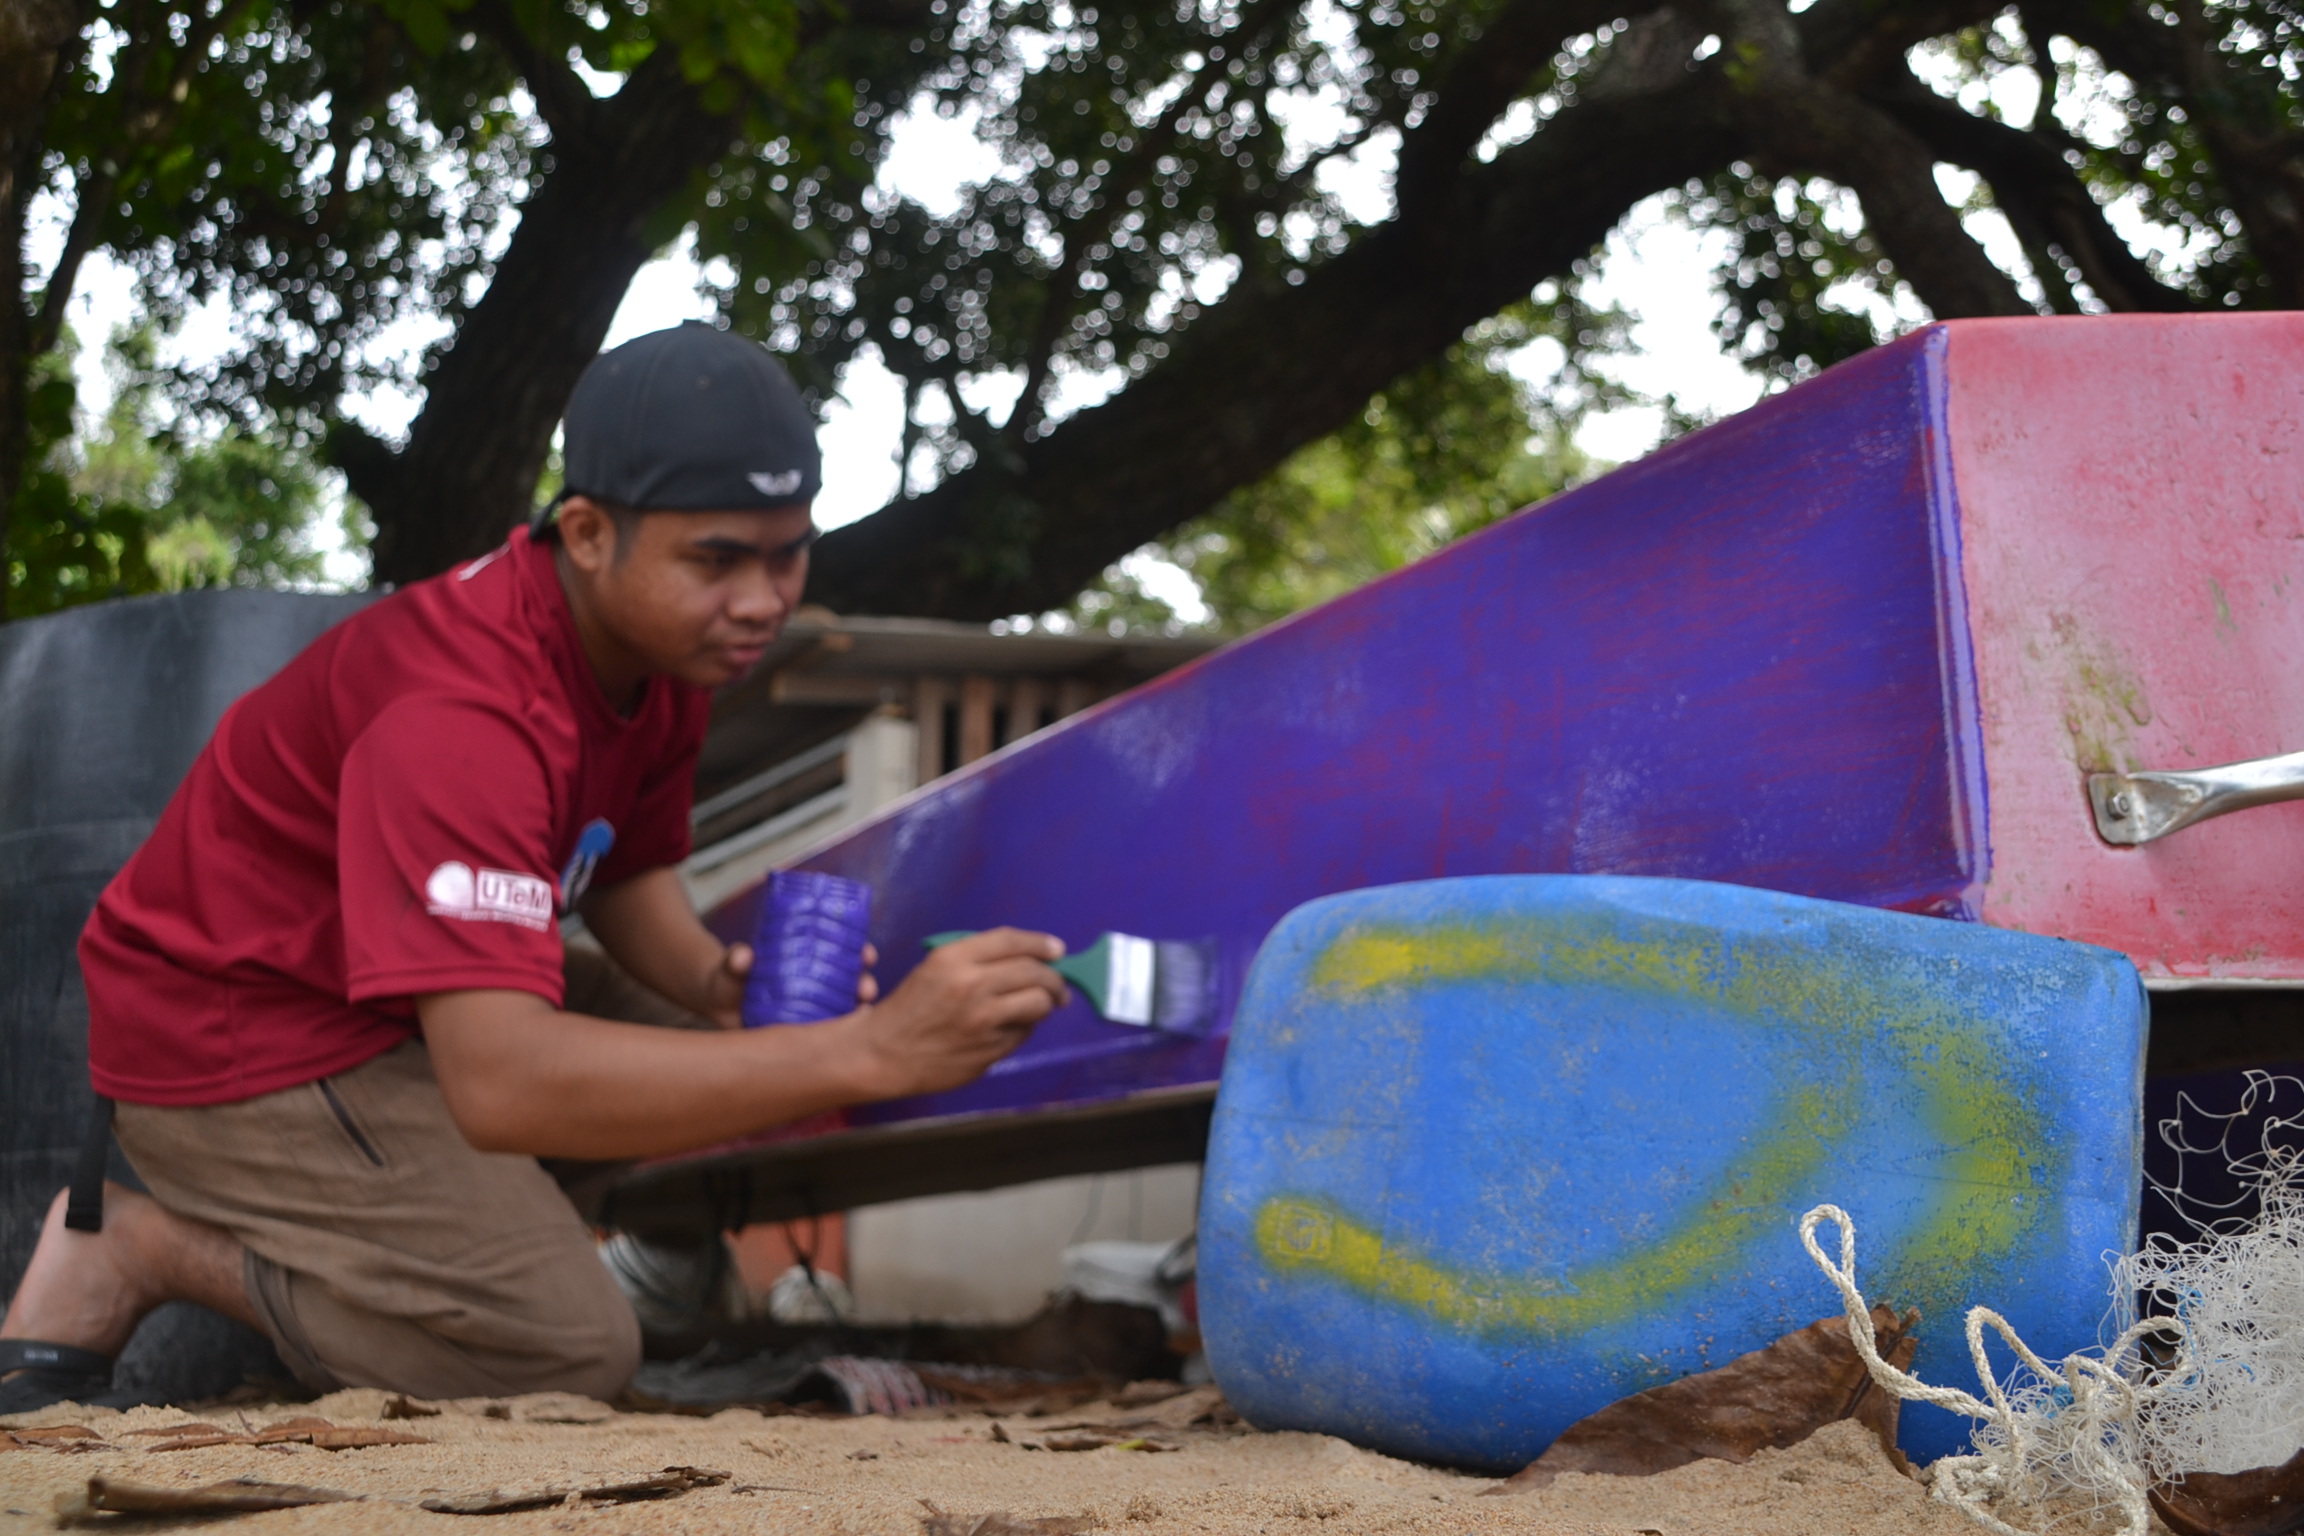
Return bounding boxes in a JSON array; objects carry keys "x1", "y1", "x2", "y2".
[{"x1": 706, "y1": 326, "x2": 1983, "y2": 1124}]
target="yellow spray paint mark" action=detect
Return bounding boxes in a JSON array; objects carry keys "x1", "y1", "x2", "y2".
[
  {"x1": 2043, "y1": 611, "x2": 2154, "y2": 771},
  {"x1": 1261, "y1": 910, "x2": 2056, "y2": 1340},
  {"x1": 1311, "y1": 920, "x2": 1710, "y2": 1000},
  {"x1": 1254, "y1": 1082, "x2": 1852, "y2": 1340}
]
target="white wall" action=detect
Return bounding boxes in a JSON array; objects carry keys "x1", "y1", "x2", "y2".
[
  {"x1": 683, "y1": 713, "x2": 919, "y2": 913},
  {"x1": 846, "y1": 1164, "x2": 1201, "y2": 1323}
]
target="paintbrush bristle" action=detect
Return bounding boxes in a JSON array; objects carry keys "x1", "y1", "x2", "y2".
[{"x1": 1151, "y1": 939, "x2": 1219, "y2": 1033}]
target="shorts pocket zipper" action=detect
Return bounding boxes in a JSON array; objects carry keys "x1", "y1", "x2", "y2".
[{"x1": 317, "y1": 1080, "x2": 385, "y2": 1167}]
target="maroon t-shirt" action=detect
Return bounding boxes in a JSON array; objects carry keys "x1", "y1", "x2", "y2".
[{"x1": 82, "y1": 529, "x2": 711, "y2": 1106}]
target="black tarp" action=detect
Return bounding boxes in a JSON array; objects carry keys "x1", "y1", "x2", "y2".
[{"x1": 1, "y1": 588, "x2": 370, "y2": 1403}]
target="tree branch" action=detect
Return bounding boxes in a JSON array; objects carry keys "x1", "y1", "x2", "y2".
[
  {"x1": 2022, "y1": 0, "x2": 2304, "y2": 302},
  {"x1": 1710, "y1": 0, "x2": 2032, "y2": 319},
  {"x1": 1873, "y1": 79, "x2": 2195, "y2": 312},
  {"x1": 359, "y1": 47, "x2": 741, "y2": 583},
  {"x1": 1007, "y1": 0, "x2": 1296, "y2": 442},
  {"x1": 0, "y1": 0, "x2": 83, "y2": 208},
  {"x1": 1795, "y1": 0, "x2": 2007, "y2": 89},
  {"x1": 468, "y1": 0, "x2": 600, "y2": 146},
  {"x1": 356, "y1": 0, "x2": 947, "y2": 583},
  {"x1": 1, "y1": 0, "x2": 92, "y2": 620},
  {"x1": 32, "y1": 0, "x2": 264, "y2": 356},
  {"x1": 1393, "y1": 0, "x2": 1648, "y2": 211},
  {"x1": 806, "y1": 0, "x2": 2084, "y2": 621},
  {"x1": 807, "y1": 77, "x2": 1742, "y2": 619}
]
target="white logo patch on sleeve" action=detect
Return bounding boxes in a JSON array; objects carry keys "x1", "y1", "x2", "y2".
[{"x1": 424, "y1": 860, "x2": 554, "y2": 931}]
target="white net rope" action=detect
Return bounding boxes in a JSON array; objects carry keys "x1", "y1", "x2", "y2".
[
  {"x1": 2118, "y1": 1072, "x2": 2304, "y2": 1480},
  {"x1": 1797, "y1": 1075, "x2": 2304, "y2": 1535},
  {"x1": 1799, "y1": 1205, "x2": 2187, "y2": 1536}
]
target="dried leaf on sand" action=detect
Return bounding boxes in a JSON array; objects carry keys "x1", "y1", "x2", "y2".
[
  {"x1": 1495, "y1": 1306, "x2": 1920, "y2": 1492},
  {"x1": 1109, "y1": 1379, "x2": 1192, "y2": 1408},
  {"x1": 306, "y1": 1425, "x2": 434, "y2": 1449},
  {"x1": 910, "y1": 1368, "x2": 1106, "y2": 1418},
  {"x1": 419, "y1": 1464, "x2": 730, "y2": 1514},
  {"x1": 505, "y1": 1392, "x2": 617, "y2": 1424},
  {"x1": 1039, "y1": 1432, "x2": 1177, "y2": 1453},
  {"x1": 1060, "y1": 1385, "x2": 1231, "y2": 1433},
  {"x1": 134, "y1": 1415, "x2": 430, "y2": 1452},
  {"x1": 919, "y1": 1498, "x2": 1095, "y2": 1534},
  {"x1": 55, "y1": 1474, "x2": 361, "y2": 1521},
  {"x1": 2151, "y1": 1444, "x2": 2304, "y2": 1536}
]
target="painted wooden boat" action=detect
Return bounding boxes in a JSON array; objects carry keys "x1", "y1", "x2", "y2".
[
  {"x1": 631, "y1": 314, "x2": 2304, "y2": 1229},
  {"x1": 695, "y1": 313, "x2": 2303, "y2": 1116}
]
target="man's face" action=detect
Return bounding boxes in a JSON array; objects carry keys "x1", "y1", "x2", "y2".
[{"x1": 562, "y1": 501, "x2": 815, "y2": 689}]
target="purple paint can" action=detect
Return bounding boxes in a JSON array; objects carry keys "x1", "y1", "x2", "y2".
[{"x1": 742, "y1": 869, "x2": 873, "y2": 1027}]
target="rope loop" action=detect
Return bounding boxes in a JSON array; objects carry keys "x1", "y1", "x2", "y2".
[{"x1": 1798, "y1": 1204, "x2": 2198, "y2": 1536}]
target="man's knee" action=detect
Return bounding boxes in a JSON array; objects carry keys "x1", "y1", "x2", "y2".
[
  {"x1": 543, "y1": 1259, "x2": 643, "y2": 1400},
  {"x1": 458, "y1": 1234, "x2": 644, "y2": 1399},
  {"x1": 256, "y1": 1241, "x2": 642, "y2": 1401}
]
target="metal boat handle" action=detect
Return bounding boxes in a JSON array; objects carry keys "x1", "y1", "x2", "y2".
[{"x1": 2089, "y1": 750, "x2": 2304, "y2": 845}]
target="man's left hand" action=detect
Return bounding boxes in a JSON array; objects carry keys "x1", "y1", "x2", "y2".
[{"x1": 701, "y1": 941, "x2": 879, "y2": 1029}]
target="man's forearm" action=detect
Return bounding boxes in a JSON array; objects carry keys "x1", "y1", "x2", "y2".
[
  {"x1": 579, "y1": 869, "x2": 732, "y2": 1019},
  {"x1": 420, "y1": 929, "x2": 1068, "y2": 1160},
  {"x1": 420, "y1": 991, "x2": 872, "y2": 1159}
]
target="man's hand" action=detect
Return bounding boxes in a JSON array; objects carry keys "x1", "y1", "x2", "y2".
[
  {"x1": 699, "y1": 940, "x2": 882, "y2": 1029},
  {"x1": 832, "y1": 928, "x2": 1068, "y2": 1100}
]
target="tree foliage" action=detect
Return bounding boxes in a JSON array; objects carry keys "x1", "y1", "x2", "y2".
[
  {"x1": 6, "y1": 326, "x2": 339, "y2": 615},
  {"x1": 6, "y1": 0, "x2": 2304, "y2": 622},
  {"x1": 1062, "y1": 294, "x2": 1614, "y2": 634},
  {"x1": 6, "y1": 340, "x2": 156, "y2": 614}
]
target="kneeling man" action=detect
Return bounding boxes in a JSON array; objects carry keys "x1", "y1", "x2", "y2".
[{"x1": 0, "y1": 323, "x2": 1067, "y2": 1411}]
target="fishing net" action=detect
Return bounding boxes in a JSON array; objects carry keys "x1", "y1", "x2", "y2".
[
  {"x1": 1800, "y1": 1204, "x2": 2183, "y2": 1536},
  {"x1": 2118, "y1": 1071, "x2": 2304, "y2": 1480},
  {"x1": 1798, "y1": 1073, "x2": 2304, "y2": 1536}
]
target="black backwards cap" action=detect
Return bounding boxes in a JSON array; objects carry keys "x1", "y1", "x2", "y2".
[{"x1": 536, "y1": 321, "x2": 822, "y2": 535}]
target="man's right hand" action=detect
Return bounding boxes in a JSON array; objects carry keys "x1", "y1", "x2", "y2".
[{"x1": 837, "y1": 928, "x2": 1069, "y2": 1100}]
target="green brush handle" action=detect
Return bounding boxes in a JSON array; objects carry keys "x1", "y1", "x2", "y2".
[{"x1": 923, "y1": 930, "x2": 1099, "y2": 992}]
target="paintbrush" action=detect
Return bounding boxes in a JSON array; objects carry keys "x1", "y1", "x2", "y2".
[{"x1": 924, "y1": 930, "x2": 1219, "y2": 1034}]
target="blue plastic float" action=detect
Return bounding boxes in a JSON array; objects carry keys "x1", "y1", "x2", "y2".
[{"x1": 1197, "y1": 874, "x2": 2146, "y2": 1470}]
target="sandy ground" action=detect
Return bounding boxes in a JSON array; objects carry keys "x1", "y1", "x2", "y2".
[{"x1": 0, "y1": 1386, "x2": 2004, "y2": 1535}]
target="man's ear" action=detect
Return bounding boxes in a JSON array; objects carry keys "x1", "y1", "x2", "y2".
[{"x1": 556, "y1": 496, "x2": 618, "y2": 574}]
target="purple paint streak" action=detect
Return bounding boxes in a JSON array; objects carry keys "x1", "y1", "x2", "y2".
[{"x1": 707, "y1": 327, "x2": 1984, "y2": 1124}]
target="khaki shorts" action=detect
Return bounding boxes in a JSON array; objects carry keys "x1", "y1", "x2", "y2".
[{"x1": 112, "y1": 947, "x2": 711, "y2": 1400}]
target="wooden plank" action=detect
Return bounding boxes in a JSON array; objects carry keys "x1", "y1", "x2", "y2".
[
  {"x1": 1006, "y1": 677, "x2": 1047, "y2": 746},
  {"x1": 957, "y1": 674, "x2": 997, "y2": 764},
  {"x1": 912, "y1": 675, "x2": 949, "y2": 785},
  {"x1": 769, "y1": 672, "x2": 906, "y2": 706},
  {"x1": 1055, "y1": 677, "x2": 1097, "y2": 718},
  {"x1": 591, "y1": 1085, "x2": 1215, "y2": 1239}
]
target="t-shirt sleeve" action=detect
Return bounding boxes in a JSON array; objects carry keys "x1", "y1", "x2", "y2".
[
  {"x1": 592, "y1": 687, "x2": 708, "y2": 888},
  {"x1": 339, "y1": 695, "x2": 566, "y2": 1006}
]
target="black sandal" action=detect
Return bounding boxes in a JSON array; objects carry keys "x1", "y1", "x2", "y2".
[{"x1": 0, "y1": 1340, "x2": 114, "y2": 1414}]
